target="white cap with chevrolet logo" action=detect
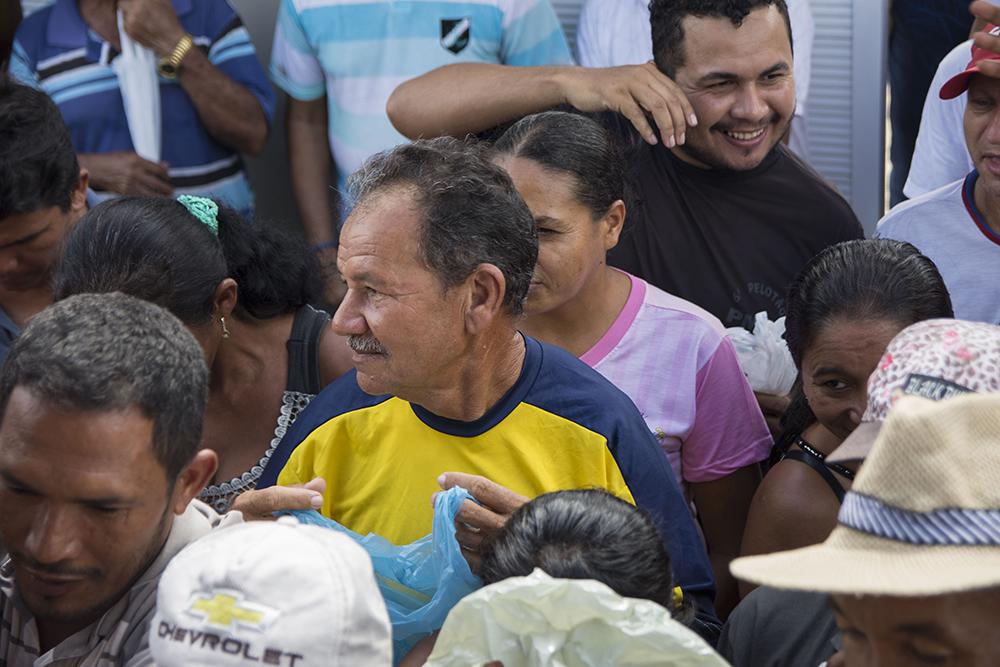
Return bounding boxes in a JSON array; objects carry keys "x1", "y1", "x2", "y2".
[{"x1": 149, "y1": 518, "x2": 392, "y2": 666}]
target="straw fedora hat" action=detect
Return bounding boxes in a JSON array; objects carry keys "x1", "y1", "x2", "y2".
[
  {"x1": 829, "y1": 319, "x2": 1000, "y2": 463},
  {"x1": 731, "y1": 393, "x2": 1000, "y2": 596}
]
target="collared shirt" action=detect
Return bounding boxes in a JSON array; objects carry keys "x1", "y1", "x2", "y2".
[
  {"x1": 0, "y1": 501, "x2": 228, "y2": 667},
  {"x1": 270, "y1": 0, "x2": 573, "y2": 190},
  {"x1": 10, "y1": 0, "x2": 275, "y2": 217}
]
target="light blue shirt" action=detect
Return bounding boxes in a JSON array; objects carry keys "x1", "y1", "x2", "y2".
[{"x1": 270, "y1": 0, "x2": 573, "y2": 190}]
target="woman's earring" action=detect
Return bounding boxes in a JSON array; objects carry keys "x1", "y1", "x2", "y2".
[{"x1": 220, "y1": 316, "x2": 231, "y2": 339}]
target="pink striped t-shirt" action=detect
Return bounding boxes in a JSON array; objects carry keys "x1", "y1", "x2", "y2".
[{"x1": 581, "y1": 273, "x2": 772, "y2": 490}]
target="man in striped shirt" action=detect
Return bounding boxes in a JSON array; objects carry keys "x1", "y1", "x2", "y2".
[
  {"x1": 270, "y1": 0, "x2": 574, "y2": 283},
  {"x1": 0, "y1": 293, "x2": 221, "y2": 667},
  {"x1": 10, "y1": 0, "x2": 274, "y2": 218}
]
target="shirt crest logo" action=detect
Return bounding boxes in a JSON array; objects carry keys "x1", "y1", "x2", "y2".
[{"x1": 441, "y1": 18, "x2": 471, "y2": 55}]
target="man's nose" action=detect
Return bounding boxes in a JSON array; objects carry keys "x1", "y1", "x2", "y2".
[
  {"x1": 331, "y1": 288, "x2": 370, "y2": 337},
  {"x1": 24, "y1": 505, "x2": 84, "y2": 566},
  {"x1": 731, "y1": 84, "x2": 770, "y2": 122}
]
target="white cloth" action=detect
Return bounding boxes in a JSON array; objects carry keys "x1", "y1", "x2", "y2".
[
  {"x1": 875, "y1": 175, "x2": 1000, "y2": 325},
  {"x1": 576, "y1": 0, "x2": 813, "y2": 160},
  {"x1": 113, "y1": 9, "x2": 161, "y2": 162},
  {"x1": 903, "y1": 40, "x2": 975, "y2": 200}
]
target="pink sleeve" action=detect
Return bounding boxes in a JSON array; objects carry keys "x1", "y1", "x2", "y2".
[{"x1": 681, "y1": 336, "x2": 773, "y2": 483}]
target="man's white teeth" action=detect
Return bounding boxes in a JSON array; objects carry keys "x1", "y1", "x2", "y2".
[{"x1": 725, "y1": 128, "x2": 766, "y2": 141}]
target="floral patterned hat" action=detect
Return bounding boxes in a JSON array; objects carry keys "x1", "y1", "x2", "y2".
[{"x1": 829, "y1": 319, "x2": 1000, "y2": 463}]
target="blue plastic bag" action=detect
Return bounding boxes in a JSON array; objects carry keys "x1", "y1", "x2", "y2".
[{"x1": 285, "y1": 486, "x2": 482, "y2": 662}]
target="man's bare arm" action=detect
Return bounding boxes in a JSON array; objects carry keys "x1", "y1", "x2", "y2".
[{"x1": 387, "y1": 62, "x2": 697, "y2": 147}]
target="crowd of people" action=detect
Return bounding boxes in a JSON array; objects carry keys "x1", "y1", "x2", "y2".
[{"x1": 1, "y1": 0, "x2": 1000, "y2": 665}]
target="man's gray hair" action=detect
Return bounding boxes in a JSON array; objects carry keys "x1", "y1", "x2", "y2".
[
  {"x1": 0, "y1": 292, "x2": 208, "y2": 481},
  {"x1": 347, "y1": 137, "x2": 538, "y2": 316}
]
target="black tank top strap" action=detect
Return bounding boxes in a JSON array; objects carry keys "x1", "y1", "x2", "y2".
[
  {"x1": 782, "y1": 438, "x2": 848, "y2": 504},
  {"x1": 285, "y1": 305, "x2": 332, "y2": 395}
]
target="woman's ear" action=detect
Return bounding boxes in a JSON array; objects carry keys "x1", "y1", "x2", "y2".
[
  {"x1": 212, "y1": 278, "x2": 238, "y2": 318},
  {"x1": 601, "y1": 199, "x2": 626, "y2": 251}
]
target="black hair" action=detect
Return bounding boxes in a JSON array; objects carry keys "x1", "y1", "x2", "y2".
[
  {"x1": 774, "y1": 239, "x2": 954, "y2": 458},
  {"x1": 650, "y1": 0, "x2": 793, "y2": 78},
  {"x1": 347, "y1": 137, "x2": 537, "y2": 316},
  {"x1": 0, "y1": 74, "x2": 81, "y2": 218},
  {"x1": 54, "y1": 196, "x2": 321, "y2": 325},
  {"x1": 493, "y1": 110, "x2": 629, "y2": 221},
  {"x1": 0, "y1": 292, "x2": 208, "y2": 481},
  {"x1": 480, "y1": 489, "x2": 692, "y2": 622},
  {"x1": 784, "y1": 239, "x2": 953, "y2": 367}
]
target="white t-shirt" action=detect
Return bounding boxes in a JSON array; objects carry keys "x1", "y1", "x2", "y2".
[
  {"x1": 575, "y1": 0, "x2": 813, "y2": 158},
  {"x1": 904, "y1": 40, "x2": 975, "y2": 199},
  {"x1": 876, "y1": 174, "x2": 1000, "y2": 324}
]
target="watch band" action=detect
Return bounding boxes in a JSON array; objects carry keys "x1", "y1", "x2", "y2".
[{"x1": 158, "y1": 34, "x2": 194, "y2": 79}]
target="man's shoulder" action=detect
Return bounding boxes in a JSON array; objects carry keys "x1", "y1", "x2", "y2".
[
  {"x1": 877, "y1": 177, "x2": 967, "y2": 238},
  {"x1": 526, "y1": 338, "x2": 649, "y2": 436},
  {"x1": 12, "y1": 4, "x2": 58, "y2": 54},
  {"x1": 290, "y1": 371, "x2": 393, "y2": 433}
]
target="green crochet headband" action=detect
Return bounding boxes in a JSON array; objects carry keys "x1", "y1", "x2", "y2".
[{"x1": 177, "y1": 195, "x2": 219, "y2": 235}]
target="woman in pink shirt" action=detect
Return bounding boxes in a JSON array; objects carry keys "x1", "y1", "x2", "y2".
[{"x1": 492, "y1": 111, "x2": 771, "y2": 617}]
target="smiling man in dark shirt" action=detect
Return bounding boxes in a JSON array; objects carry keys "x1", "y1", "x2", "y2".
[{"x1": 387, "y1": 0, "x2": 862, "y2": 330}]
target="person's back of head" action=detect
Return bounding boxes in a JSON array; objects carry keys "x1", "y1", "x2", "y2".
[
  {"x1": 649, "y1": 0, "x2": 793, "y2": 78},
  {"x1": 784, "y1": 238, "x2": 954, "y2": 367},
  {"x1": 54, "y1": 196, "x2": 321, "y2": 326},
  {"x1": 347, "y1": 136, "x2": 538, "y2": 317},
  {"x1": 150, "y1": 520, "x2": 392, "y2": 666},
  {"x1": 479, "y1": 489, "x2": 690, "y2": 622},
  {"x1": 0, "y1": 74, "x2": 83, "y2": 221}
]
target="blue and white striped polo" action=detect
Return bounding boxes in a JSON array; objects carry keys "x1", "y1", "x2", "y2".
[
  {"x1": 10, "y1": 0, "x2": 275, "y2": 217},
  {"x1": 270, "y1": 0, "x2": 573, "y2": 190}
]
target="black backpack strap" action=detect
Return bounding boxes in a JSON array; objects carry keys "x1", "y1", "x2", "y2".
[
  {"x1": 782, "y1": 449, "x2": 847, "y2": 504},
  {"x1": 285, "y1": 305, "x2": 332, "y2": 395}
]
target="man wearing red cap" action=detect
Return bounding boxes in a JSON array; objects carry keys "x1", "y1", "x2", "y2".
[{"x1": 875, "y1": 23, "x2": 1000, "y2": 326}]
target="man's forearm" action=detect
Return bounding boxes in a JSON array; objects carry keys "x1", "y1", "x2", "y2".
[
  {"x1": 387, "y1": 63, "x2": 568, "y2": 139},
  {"x1": 287, "y1": 97, "x2": 335, "y2": 245},
  {"x1": 177, "y1": 48, "x2": 269, "y2": 155}
]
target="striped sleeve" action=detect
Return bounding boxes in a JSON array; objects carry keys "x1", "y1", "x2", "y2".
[
  {"x1": 9, "y1": 38, "x2": 41, "y2": 88},
  {"x1": 204, "y1": 0, "x2": 276, "y2": 123},
  {"x1": 269, "y1": 0, "x2": 326, "y2": 101},
  {"x1": 499, "y1": 0, "x2": 573, "y2": 66}
]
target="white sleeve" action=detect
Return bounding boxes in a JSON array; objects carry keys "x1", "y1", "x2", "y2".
[
  {"x1": 787, "y1": 0, "x2": 814, "y2": 114},
  {"x1": 576, "y1": 0, "x2": 652, "y2": 67},
  {"x1": 904, "y1": 40, "x2": 975, "y2": 199},
  {"x1": 575, "y1": 0, "x2": 606, "y2": 67}
]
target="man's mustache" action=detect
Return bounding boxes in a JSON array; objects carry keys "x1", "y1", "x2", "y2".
[{"x1": 348, "y1": 334, "x2": 386, "y2": 354}]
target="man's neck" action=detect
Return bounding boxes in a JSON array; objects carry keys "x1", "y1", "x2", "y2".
[
  {"x1": 0, "y1": 284, "x2": 52, "y2": 329},
  {"x1": 973, "y1": 176, "x2": 1000, "y2": 236},
  {"x1": 412, "y1": 329, "x2": 526, "y2": 422}
]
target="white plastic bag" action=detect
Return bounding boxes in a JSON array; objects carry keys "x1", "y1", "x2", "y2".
[
  {"x1": 725, "y1": 311, "x2": 797, "y2": 396},
  {"x1": 113, "y1": 9, "x2": 161, "y2": 161},
  {"x1": 425, "y1": 569, "x2": 730, "y2": 667}
]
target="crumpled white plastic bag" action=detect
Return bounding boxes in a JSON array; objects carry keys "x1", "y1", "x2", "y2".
[
  {"x1": 424, "y1": 569, "x2": 730, "y2": 667},
  {"x1": 725, "y1": 311, "x2": 797, "y2": 396},
  {"x1": 113, "y1": 9, "x2": 161, "y2": 162}
]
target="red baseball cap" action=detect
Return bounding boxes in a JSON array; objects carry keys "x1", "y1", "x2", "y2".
[{"x1": 940, "y1": 25, "x2": 1000, "y2": 99}]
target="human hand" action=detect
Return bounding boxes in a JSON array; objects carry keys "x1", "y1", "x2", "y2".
[
  {"x1": 436, "y1": 472, "x2": 528, "y2": 573},
  {"x1": 78, "y1": 151, "x2": 172, "y2": 196},
  {"x1": 556, "y1": 62, "x2": 697, "y2": 147},
  {"x1": 972, "y1": 2, "x2": 1000, "y2": 78},
  {"x1": 231, "y1": 477, "x2": 326, "y2": 521},
  {"x1": 755, "y1": 391, "x2": 791, "y2": 438},
  {"x1": 118, "y1": 0, "x2": 187, "y2": 57}
]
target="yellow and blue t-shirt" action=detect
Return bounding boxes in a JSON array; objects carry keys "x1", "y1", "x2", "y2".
[{"x1": 259, "y1": 336, "x2": 717, "y2": 621}]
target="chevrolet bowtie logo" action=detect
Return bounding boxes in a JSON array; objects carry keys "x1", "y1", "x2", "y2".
[{"x1": 186, "y1": 592, "x2": 273, "y2": 630}]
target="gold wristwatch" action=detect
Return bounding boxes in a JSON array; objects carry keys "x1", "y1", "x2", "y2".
[{"x1": 157, "y1": 34, "x2": 193, "y2": 79}]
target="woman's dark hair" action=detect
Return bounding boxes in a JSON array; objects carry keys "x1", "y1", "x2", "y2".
[
  {"x1": 54, "y1": 196, "x2": 321, "y2": 325},
  {"x1": 493, "y1": 110, "x2": 628, "y2": 221},
  {"x1": 784, "y1": 239, "x2": 953, "y2": 367},
  {"x1": 479, "y1": 489, "x2": 691, "y2": 623},
  {"x1": 774, "y1": 239, "x2": 954, "y2": 458}
]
